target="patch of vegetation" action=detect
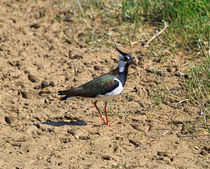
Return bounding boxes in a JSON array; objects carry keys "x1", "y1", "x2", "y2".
[
  {"x1": 71, "y1": 0, "x2": 208, "y2": 48},
  {"x1": 181, "y1": 57, "x2": 209, "y2": 107},
  {"x1": 119, "y1": 0, "x2": 209, "y2": 46}
]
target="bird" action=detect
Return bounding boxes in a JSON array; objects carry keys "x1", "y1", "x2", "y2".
[{"x1": 58, "y1": 47, "x2": 135, "y2": 125}]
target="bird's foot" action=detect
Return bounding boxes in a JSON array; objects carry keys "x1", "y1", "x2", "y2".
[
  {"x1": 101, "y1": 116, "x2": 106, "y2": 124},
  {"x1": 101, "y1": 116, "x2": 110, "y2": 126},
  {"x1": 105, "y1": 122, "x2": 110, "y2": 126}
]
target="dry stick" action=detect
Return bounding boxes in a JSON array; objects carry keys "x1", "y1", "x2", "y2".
[
  {"x1": 175, "y1": 99, "x2": 189, "y2": 105},
  {"x1": 144, "y1": 21, "x2": 169, "y2": 47}
]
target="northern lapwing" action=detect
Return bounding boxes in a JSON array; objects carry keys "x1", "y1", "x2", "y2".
[{"x1": 58, "y1": 47, "x2": 135, "y2": 125}]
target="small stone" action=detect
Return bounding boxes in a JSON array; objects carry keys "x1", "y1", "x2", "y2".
[
  {"x1": 152, "y1": 58, "x2": 161, "y2": 63},
  {"x1": 28, "y1": 74, "x2": 37, "y2": 83},
  {"x1": 63, "y1": 16, "x2": 73, "y2": 23},
  {"x1": 41, "y1": 81, "x2": 49, "y2": 88},
  {"x1": 70, "y1": 54, "x2": 83, "y2": 59},
  {"x1": 47, "y1": 128, "x2": 54, "y2": 132},
  {"x1": 113, "y1": 145, "x2": 118, "y2": 152},
  {"x1": 157, "y1": 151, "x2": 168, "y2": 157},
  {"x1": 67, "y1": 129, "x2": 75, "y2": 136},
  {"x1": 37, "y1": 156, "x2": 43, "y2": 160},
  {"x1": 194, "y1": 146, "x2": 199, "y2": 150},
  {"x1": 30, "y1": 23, "x2": 40, "y2": 29},
  {"x1": 44, "y1": 99, "x2": 48, "y2": 104},
  {"x1": 74, "y1": 135, "x2": 79, "y2": 140},
  {"x1": 58, "y1": 162, "x2": 63, "y2": 166},
  {"x1": 5, "y1": 116, "x2": 12, "y2": 125},
  {"x1": 166, "y1": 67, "x2": 172, "y2": 72},
  {"x1": 65, "y1": 39, "x2": 72, "y2": 45},
  {"x1": 155, "y1": 70, "x2": 164, "y2": 76},
  {"x1": 94, "y1": 65, "x2": 100, "y2": 70},
  {"x1": 49, "y1": 81, "x2": 55, "y2": 87},
  {"x1": 79, "y1": 136, "x2": 90, "y2": 140},
  {"x1": 19, "y1": 90, "x2": 29, "y2": 99},
  {"x1": 139, "y1": 101, "x2": 145, "y2": 108},
  {"x1": 112, "y1": 163, "x2": 117, "y2": 167},
  {"x1": 200, "y1": 150, "x2": 207, "y2": 156},
  {"x1": 34, "y1": 85, "x2": 41, "y2": 90},
  {"x1": 175, "y1": 72, "x2": 189, "y2": 79},
  {"x1": 102, "y1": 155, "x2": 111, "y2": 160},
  {"x1": 61, "y1": 138, "x2": 71, "y2": 143}
]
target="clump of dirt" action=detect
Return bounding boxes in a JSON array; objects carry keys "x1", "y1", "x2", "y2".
[{"x1": 0, "y1": 0, "x2": 208, "y2": 169}]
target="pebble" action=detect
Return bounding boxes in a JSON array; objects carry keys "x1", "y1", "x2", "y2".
[
  {"x1": 194, "y1": 146, "x2": 199, "y2": 150},
  {"x1": 5, "y1": 116, "x2": 12, "y2": 125},
  {"x1": 79, "y1": 136, "x2": 90, "y2": 140},
  {"x1": 200, "y1": 150, "x2": 207, "y2": 156},
  {"x1": 152, "y1": 58, "x2": 161, "y2": 63},
  {"x1": 34, "y1": 85, "x2": 40, "y2": 89},
  {"x1": 74, "y1": 135, "x2": 79, "y2": 140},
  {"x1": 49, "y1": 81, "x2": 55, "y2": 87},
  {"x1": 70, "y1": 54, "x2": 83, "y2": 59},
  {"x1": 94, "y1": 65, "x2": 100, "y2": 70},
  {"x1": 41, "y1": 81, "x2": 49, "y2": 88},
  {"x1": 166, "y1": 67, "x2": 172, "y2": 72},
  {"x1": 30, "y1": 23, "x2": 40, "y2": 29},
  {"x1": 102, "y1": 155, "x2": 111, "y2": 160},
  {"x1": 175, "y1": 72, "x2": 189, "y2": 79},
  {"x1": 28, "y1": 74, "x2": 37, "y2": 83},
  {"x1": 19, "y1": 90, "x2": 29, "y2": 99},
  {"x1": 112, "y1": 163, "x2": 117, "y2": 167}
]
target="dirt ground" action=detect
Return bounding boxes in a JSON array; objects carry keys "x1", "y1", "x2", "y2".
[{"x1": 0, "y1": 0, "x2": 209, "y2": 169}]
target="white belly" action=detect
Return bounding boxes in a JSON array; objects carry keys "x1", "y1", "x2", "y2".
[{"x1": 96, "y1": 78, "x2": 123, "y2": 98}]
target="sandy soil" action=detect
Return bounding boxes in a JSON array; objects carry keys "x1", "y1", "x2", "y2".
[{"x1": 0, "y1": 0, "x2": 209, "y2": 169}]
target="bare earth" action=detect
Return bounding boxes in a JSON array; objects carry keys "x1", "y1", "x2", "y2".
[{"x1": 0, "y1": 0, "x2": 209, "y2": 169}]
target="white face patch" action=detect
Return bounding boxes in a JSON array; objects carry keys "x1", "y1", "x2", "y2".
[{"x1": 118, "y1": 54, "x2": 126, "y2": 72}]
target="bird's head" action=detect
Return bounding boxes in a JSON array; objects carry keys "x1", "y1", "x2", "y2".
[{"x1": 115, "y1": 47, "x2": 135, "y2": 72}]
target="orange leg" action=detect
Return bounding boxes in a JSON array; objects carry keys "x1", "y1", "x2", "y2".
[
  {"x1": 94, "y1": 101, "x2": 106, "y2": 124},
  {"x1": 104, "y1": 101, "x2": 110, "y2": 126}
]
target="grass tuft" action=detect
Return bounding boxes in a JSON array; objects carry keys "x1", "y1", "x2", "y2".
[
  {"x1": 119, "y1": 0, "x2": 209, "y2": 47},
  {"x1": 181, "y1": 57, "x2": 209, "y2": 107},
  {"x1": 72, "y1": 0, "x2": 208, "y2": 48}
]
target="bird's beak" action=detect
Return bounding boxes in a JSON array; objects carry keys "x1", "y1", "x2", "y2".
[{"x1": 130, "y1": 56, "x2": 137, "y2": 65}]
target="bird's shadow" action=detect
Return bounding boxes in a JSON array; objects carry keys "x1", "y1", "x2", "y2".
[{"x1": 41, "y1": 120, "x2": 87, "y2": 126}]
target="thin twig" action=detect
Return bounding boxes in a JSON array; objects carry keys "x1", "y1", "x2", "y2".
[
  {"x1": 145, "y1": 21, "x2": 169, "y2": 47},
  {"x1": 175, "y1": 99, "x2": 189, "y2": 105}
]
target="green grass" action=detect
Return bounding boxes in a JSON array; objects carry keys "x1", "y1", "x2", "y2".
[
  {"x1": 120, "y1": 0, "x2": 209, "y2": 47},
  {"x1": 182, "y1": 57, "x2": 209, "y2": 107},
  {"x1": 71, "y1": 0, "x2": 209, "y2": 48}
]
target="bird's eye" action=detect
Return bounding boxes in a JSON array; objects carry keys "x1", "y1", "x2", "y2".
[{"x1": 124, "y1": 57, "x2": 128, "y2": 61}]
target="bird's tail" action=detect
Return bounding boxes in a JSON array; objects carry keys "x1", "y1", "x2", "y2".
[
  {"x1": 58, "y1": 86, "x2": 79, "y2": 100},
  {"x1": 58, "y1": 90, "x2": 70, "y2": 100}
]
